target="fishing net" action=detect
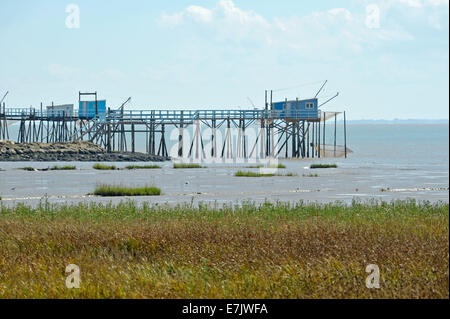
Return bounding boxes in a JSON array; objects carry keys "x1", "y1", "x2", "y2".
[
  {"x1": 317, "y1": 144, "x2": 352, "y2": 158},
  {"x1": 320, "y1": 111, "x2": 342, "y2": 122}
]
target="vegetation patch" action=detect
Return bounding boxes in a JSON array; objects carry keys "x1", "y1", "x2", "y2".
[
  {"x1": 0, "y1": 200, "x2": 447, "y2": 298},
  {"x1": 173, "y1": 163, "x2": 204, "y2": 169},
  {"x1": 246, "y1": 163, "x2": 286, "y2": 169},
  {"x1": 125, "y1": 165, "x2": 161, "y2": 170},
  {"x1": 19, "y1": 167, "x2": 36, "y2": 171},
  {"x1": 235, "y1": 171, "x2": 275, "y2": 177},
  {"x1": 93, "y1": 163, "x2": 117, "y2": 170},
  {"x1": 310, "y1": 164, "x2": 337, "y2": 169},
  {"x1": 303, "y1": 173, "x2": 319, "y2": 177},
  {"x1": 93, "y1": 185, "x2": 161, "y2": 196},
  {"x1": 49, "y1": 165, "x2": 76, "y2": 170},
  {"x1": 235, "y1": 171, "x2": 296, "y2": 177}
]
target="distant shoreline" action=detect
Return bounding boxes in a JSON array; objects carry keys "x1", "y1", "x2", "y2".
[{"x1": 344, "y1": 119, "x2": 449, "y2": 125}]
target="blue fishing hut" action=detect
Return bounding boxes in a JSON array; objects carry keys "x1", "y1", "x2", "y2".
[{"x1": 272, "y1": 98, "x2": 319, "y2": 120}]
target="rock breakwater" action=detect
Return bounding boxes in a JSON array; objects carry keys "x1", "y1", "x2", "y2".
[{"x1": 0, "y1": 140, "x2": 170, "y2": 162}]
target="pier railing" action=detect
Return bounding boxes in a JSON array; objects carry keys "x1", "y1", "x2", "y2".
[{"x1": 4, "y1": 108, "x2": 321, "y2": 122}]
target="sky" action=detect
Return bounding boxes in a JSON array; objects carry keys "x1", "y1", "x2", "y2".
[{"x1": 0, "y1": 0, "x2": 448, "y2": 120}]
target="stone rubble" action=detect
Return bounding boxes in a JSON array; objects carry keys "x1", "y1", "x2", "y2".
[{"x1": 0, "y1": 140, "x2": 170, "y2": 162}]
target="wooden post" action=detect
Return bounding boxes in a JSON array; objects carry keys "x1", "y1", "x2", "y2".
[
  {"x1": 131, "y1": 123, "x2": 135, "y2": 153},
  {"x1": 322, "y1": 111, "x2": 326, "y2": 157},
  {"x1": 344, "y1": 111, "x2": 347, "y2": 158},
  {"x1": 285, "y1": 121, "x2": 289, "y2": 158},
  {"x1": 265, "y1": 90, "x2": 268, "y2": 110},
  {"x1": 311, "y1": 122, "x2": 314, "y2": 158},
  {"x1": 302, "y1": 121, "x2": 305, "y2": 158},
  {"x1": 107, "y1": 122, "x2": 111, "y2": 153},
  {"x1": 307, "y1": 122, "x2": 310, "y2": 158},
  {"x1": 334, "y1": 113, "x2": 337, "y2": 157},
  {"x1": 211, "y1": 119, "x2": 216, "y2": 158},
  {"x1": 178, "y1": 111, "x2": 184, "y2": 157},
  {"x1": 318, "y1": 118, "x2": 321, "y2": 158}
]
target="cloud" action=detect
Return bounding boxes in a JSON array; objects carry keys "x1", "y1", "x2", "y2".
[
  {"x1": 158, "y1": 0, "x2": 268, "y2": 27},
  {"x1": 48, "y1": 64, "x2": 79, "y2": 79},
  {"x1": 186, "y1": 5, "x2": 213, "y2": 23},
  {"x1": 156, "y1": 0, "x2": 447, "y2": 56},
  {"x1": 390, "y1": 0, "x2": 449, "y2": 7}
]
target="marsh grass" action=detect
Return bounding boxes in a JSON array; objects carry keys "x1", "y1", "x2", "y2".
[
  {"x1": 50, "y1": 165, "x2": 76, "y2": 170},
  {"x1": 125, "y1": 165, "x2": 161, "y2": 170},
  {"x1": 173, "y1": 163, "x2": 204, "y2": 169},
  {"x1": 246, "y1": 164, "x2": 286, "y2": 169},
  {"x1": 303, "y1": 173, "x2": 319, "y2": 177},
  {"x1": 235, "y1": 170, "x2": 296, "y2": 177},
  {"x1": 310, "y1": 164, "x2": 337, "y2": 169},
  {"x1": 93, "y1": 185, "x2": 161, "y2": 196},
  {"x1": 93, "y1": 163, "x2": 117, "y2": 170},
  {"x1": 0, "y1": 200, "x2": 447, "y2": 298},
  {"x1": 19, "y1": 166, "x2": 36, "y2": 171},
  {"x1": 235, "y1": 170, "x2": 275, "y2": 177}
]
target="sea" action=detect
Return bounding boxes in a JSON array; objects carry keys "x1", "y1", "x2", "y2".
[{"x1": 0, "y1": 123, "x2": 448, "y2": 207}]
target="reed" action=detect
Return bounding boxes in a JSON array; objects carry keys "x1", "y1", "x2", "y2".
[
  {"x1": 310, "y1": 164, "x2": 337, "y2": 169},
  {"x1": 93, "y1": 163, "x2": 117, "y2": 170},
  {"x1": 125, "y1": 165, "x2": 161, "y2": 169},
  {"x1": 93, "y1": 184, "x2": 161, "y2": 196},
  {"x1": 50, "y1": 165, "x2": 76, "y2": 170},
  {"x1": 0, "y1": 200, "x2": 447, "y2": 298},
  {"x1": 173, "y1": 163, "x2": 204, "y2": 169}
]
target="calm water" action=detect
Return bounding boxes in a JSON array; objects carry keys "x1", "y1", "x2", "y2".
[{"x1": 0, "y1": 124, "x2": 448, "y2": 206}]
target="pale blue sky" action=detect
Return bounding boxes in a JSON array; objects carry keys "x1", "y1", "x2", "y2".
[{"x1": 0, "y1": 0, "x2": 448, "y2": 119}]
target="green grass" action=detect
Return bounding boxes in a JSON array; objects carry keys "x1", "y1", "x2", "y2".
[
  {"x1": 93, "y1": 185, "x2": 161, "y2": 196},
  {"x1": 19, "y1": 167, "x2": 36, "y2": 171},
  {"x1": 235, "y1": 171, "x2": 275, "y2": 177},
  {"x1": 173, "y1": 163, "x2": 204, "y2": 169},
  {"x1": 235, "y1": 170, "x2": 296, "y2": 177},
  {"x1": 93, "y1": 163, "x2": 117, "y2": 170},
  {"x1": 125, "y1": 165, "x2": 161, "y2": 170},
  {"x1": 310, "y1": 164, "x2": 338, "y2": 169},
  {"x1": 246, "y1": 163, "x2": 286, "y2": 169},
  {"x1": 0, "y1": 200, "x2": 447, "y2": 298},
  {"x1": 303, "y1": 173, "x2": 319, "y2": 177},
  {"x1": 284, "y1": 172, "x2": 297, "y2": 176},
  {"x1": 50, "y1": 165, "x2": 76, "y2": 170}
]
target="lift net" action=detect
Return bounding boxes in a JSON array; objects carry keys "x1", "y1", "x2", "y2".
[
  {"x1": 320, "y1": 111, "x2": 341, "y2": 122},
  {"x1": 319, "y1": 144, "x2": 352, "y2": 158}
]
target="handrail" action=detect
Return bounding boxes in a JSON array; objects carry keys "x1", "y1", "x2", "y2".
[{"x1": 4, "y1": 108, "x2": 321, "y2": 121}]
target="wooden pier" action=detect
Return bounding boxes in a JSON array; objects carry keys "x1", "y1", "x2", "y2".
[{"x1": 0, "y1": 102, "x2": 349, "y2": 160}]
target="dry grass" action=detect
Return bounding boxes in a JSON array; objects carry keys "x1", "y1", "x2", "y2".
[{"x1": 0, "y1": 200, "x2": 447, "y2": 299}]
